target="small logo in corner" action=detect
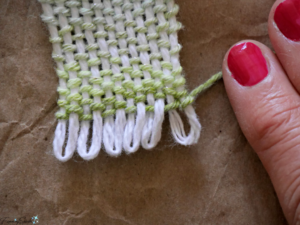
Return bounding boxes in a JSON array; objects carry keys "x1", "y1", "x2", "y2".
[{"x1": 31, "y1": 215, "x2": 39, "y2": 224}]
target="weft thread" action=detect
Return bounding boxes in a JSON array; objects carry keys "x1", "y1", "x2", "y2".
[{"x1": 38, "y1": 0, "x2": 222, "y2": 162}]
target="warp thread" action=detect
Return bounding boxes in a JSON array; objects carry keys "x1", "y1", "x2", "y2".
[{"x1": 38, "y1": 0, "x2": 222, "y2": 162}]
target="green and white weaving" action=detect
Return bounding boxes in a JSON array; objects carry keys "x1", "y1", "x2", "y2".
[{"x1": 38, "y1": 0, "x2": 222, "y2": 162}]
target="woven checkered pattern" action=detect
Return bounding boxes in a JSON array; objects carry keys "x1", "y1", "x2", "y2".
[{"x1": 38, "y1": 0, "x2": 207, "y2": 162}]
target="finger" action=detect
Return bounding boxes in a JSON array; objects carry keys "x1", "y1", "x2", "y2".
[
  {"x1": 223, "y1": 40, "x2": 300, "y2": 225},
  {"x1": 269, "y1": 0, "x2": 300, "y2": 93}
]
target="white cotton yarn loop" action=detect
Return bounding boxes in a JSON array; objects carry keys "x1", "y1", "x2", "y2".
[{"x1": 39, "y1": 0, "x2": 208, "y2": 162}]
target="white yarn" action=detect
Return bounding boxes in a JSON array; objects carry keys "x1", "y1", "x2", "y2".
[
  {"x1": 72, "y1": 1, "x2": 96, "y2": 159},
  {"x1": 122, "y1": 0, "x2": 146, "y2": 154},
  {"x1": 39, "y1": 0, "x2": 203, "y2": 162},
  {"x1": 167, "y1": 0, "x2": 201, "y2": 145},
  {"x1": 141, "y1": 0, "x2": 165, "y2": 149},
  {"x1": 42, "y1": 2, "x2": 79, "y2": 161}
]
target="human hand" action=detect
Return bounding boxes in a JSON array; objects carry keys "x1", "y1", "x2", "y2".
[{"x1": 222, "y1": 0, "x2": 300, "y2": 224}]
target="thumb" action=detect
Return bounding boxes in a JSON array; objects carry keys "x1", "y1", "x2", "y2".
[{"x1": 223, "y1": 40, "x2": 300, "y2": 224}]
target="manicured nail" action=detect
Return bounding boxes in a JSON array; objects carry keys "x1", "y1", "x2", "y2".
[
  {"x1": 228, "y1": 42, "x2": 269, "y2": 86},
  {"x1": 274, "y1": 0, "x2": 300, "y2": 41}
]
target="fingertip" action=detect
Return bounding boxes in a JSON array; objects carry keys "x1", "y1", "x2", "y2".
[
  {"x1": 268, "y1": 0, "x2": 293, "y2": 52},
  {"x1": 268, "y1": 0, "x2": 300, "y2": 93},
  {"x1": 221, "y1": 39, "x2": 299, "y2": 144},
  {"x1": 268, "y1": 0, "x2": 300, "y2": 43},
  {"x1": 222, "y1": 39, "x2": 300, "y2": 225},
  {"x1": 222, "y1": 40, "x2": 278, "y2": 109}
]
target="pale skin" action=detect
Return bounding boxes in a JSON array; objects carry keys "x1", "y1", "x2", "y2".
[{"x1": 223, "y1": 0, "x2": 300, "y2": 224}]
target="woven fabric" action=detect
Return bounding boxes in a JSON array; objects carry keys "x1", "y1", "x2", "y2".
[{"x1": 38, "y1": 0, "x2": 211, "y2": 162}]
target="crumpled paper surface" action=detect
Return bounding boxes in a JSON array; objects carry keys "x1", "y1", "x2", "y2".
[{"x1": 0, "y1": 0, "x2": 288, "y2": 224}]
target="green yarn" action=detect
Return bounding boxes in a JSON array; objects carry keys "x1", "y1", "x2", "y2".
[
  {"x1": 181, "y1": 72, "x2": 223, "y2": 109},
  {"x1": 39, "y1": 0, "x2": 223, "y2": 121},
  {"x1": 89, "y1": 71, "x2": 217, "y2": 115},
  {"x1": 54, "y1": 64, "x2": 222, "y2": 120},
  {"x1": 64, "y1": 62, "x2": 80, "y2": 71},
  {"x1": 55, "y1": 60, "x2": 222, "y2": 118}
]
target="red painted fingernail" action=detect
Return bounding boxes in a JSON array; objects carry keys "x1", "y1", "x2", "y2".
[
  {"x1": 274, "y1": 0, "x2": 300, "y2": 41},
  {"x1": 228, "y1": 42, "x2": 269, "y2": 86}
]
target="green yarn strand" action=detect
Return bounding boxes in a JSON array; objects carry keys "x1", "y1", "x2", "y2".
[
  {"x1": 180, "y1": 71, "x2": 223, "y2": 109},
  {"x1": 189, "y1": 72, "x2": 223, "y2": 98}
]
